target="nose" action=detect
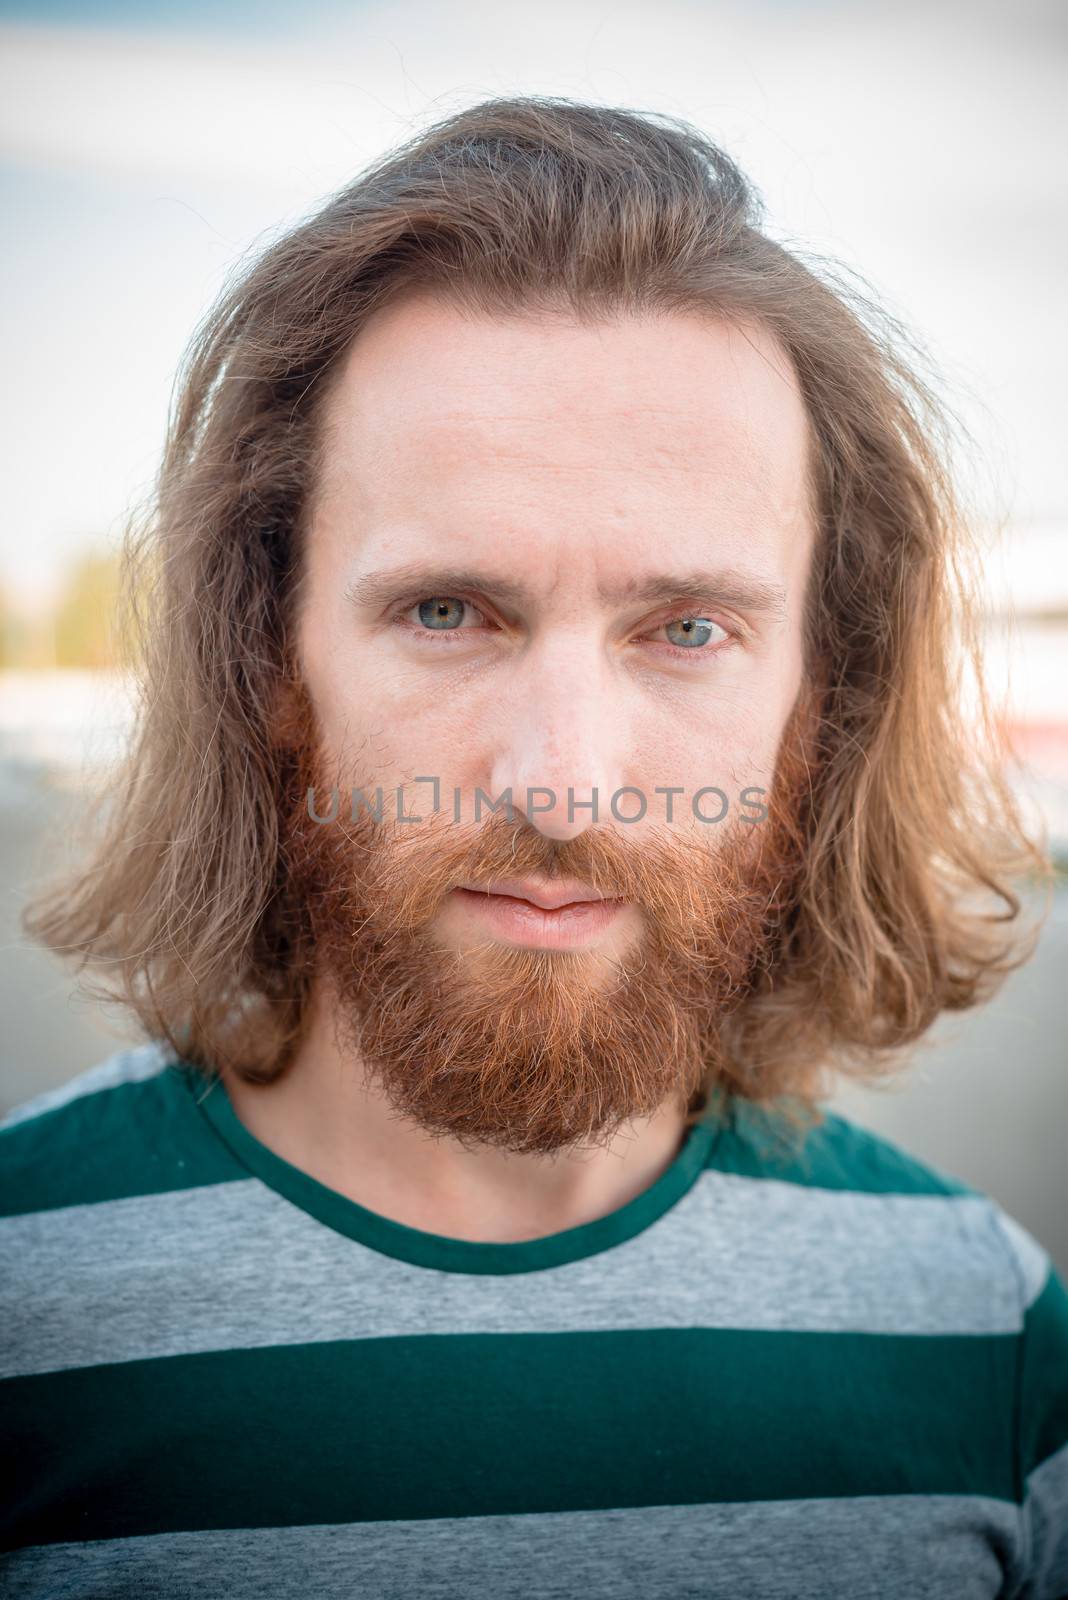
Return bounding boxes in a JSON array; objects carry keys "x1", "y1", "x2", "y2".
[{"x1": 488, "y1": 636, "x2": 628, "y2": 841}]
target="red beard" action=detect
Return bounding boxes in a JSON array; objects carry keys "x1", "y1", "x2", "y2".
[{"x1": 278, "y1": 698, "x2": 812, "y2": 1156}]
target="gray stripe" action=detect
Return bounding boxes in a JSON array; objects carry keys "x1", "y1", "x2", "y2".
[
  {"x1": 1026, "y1": 1437, "x2": 1068, "y2": 1599},
  {"x1": 1, "y1": 1170, "x2": 1034, "y2": 1379},
  {"x1": 989, "y1": 1204, "x2": 1053, "y2": 1308},
  {"x1": 0, "y1": 1493, "x2": 1023, "y2": 1599},
  {"x1": 0, "y1": 1041, "x2": 171, "y2": 1131}
]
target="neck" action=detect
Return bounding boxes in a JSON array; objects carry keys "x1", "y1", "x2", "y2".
[{"x1": 222, "y1": 983, "x2": 692, "y2": 1244}]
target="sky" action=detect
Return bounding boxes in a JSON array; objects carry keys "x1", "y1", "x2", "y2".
[{"x1": 1, "y1": 0, "x2": 1066, "y2": 611}]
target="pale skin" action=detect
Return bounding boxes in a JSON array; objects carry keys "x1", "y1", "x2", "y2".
[{"x1": 225, "y1": 293, "x2": 817, "y2": 1242}]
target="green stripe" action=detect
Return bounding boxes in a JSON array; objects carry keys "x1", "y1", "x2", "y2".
[
  {"x1": 2, "y1": 1326, "x2": 1017, "y2": 1550},
  {"x1": 0, "y1": 1067, "x2": 243, "y2": 1217},
  {"x1": 1018, "y1": 1262, "x2": 1068, "y2": 1483},
  {"x1": 716, "y1": 1100, "x2": 979, "y2": 1197}
]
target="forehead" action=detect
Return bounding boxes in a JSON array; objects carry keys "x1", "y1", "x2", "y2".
[{"x1": 312, "y1": 294, "x2": 815, "y2": 574}]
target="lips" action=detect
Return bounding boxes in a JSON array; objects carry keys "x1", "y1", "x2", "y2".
[
  {"x1": 457, "y1": 877, "x2": 619, "y2": 912},
  {"x1": 448, "y1": 883, "x2": 630, "y2": 951}
]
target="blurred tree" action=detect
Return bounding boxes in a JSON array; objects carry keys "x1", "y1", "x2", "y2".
[
  {"x1": 0, "y1": 579, "x2": 12, "y2": 669},
  {"x1": 52, "y1": 547, "x2": 125, "y2": 670}
]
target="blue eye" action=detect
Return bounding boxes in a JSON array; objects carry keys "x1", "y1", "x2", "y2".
[
  {"x1": 416, "y1": 597, "x2": 468, "y2": 630},
  {"x1": 663, "y1": 616, "x2": 719, "y2": 648},
  {"x1": 392, "y1": 598, "x2": 731, "y2": 665}
]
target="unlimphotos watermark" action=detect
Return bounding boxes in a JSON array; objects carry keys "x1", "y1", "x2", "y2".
[{"x1": 305, "y1": 779, "x2": 768, "y2": 826}]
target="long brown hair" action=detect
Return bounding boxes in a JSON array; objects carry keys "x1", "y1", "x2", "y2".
[{"x1": 21, "y1": 94, "x2": 1053, "y2": 1123}]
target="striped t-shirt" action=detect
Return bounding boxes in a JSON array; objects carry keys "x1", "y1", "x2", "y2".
[{"x1": 2, "y1": 1042, "x2": 1066, "y2": 1599}]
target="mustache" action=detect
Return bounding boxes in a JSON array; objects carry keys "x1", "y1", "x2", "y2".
[
  {"x1": 279, "y1": 684, "x2": 817, "y2": 953},
  {"x1": 283, "y1": 766, "x2": 806, "y2": 981}
]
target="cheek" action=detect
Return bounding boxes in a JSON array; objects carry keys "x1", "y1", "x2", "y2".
[
  {"x1": 297, "y1": 599, "x2": 481, "y2": 784},
  {"x1": 629, "y1": 694, "x2": 787, "y2": 801},
  {"x1": 343, "y1": 682, "x2": 496, "y2": 798}
]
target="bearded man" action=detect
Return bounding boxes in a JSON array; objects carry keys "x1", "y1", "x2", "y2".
[{"x1": 3, "y1": 96, "x2": 1066, "y2": 1600}]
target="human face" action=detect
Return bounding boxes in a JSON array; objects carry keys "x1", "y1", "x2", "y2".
[
  {"x1": 297, "y1": 296, "x2": 814, "y2": 923},
  {"x1": 284, "y1": 295, "x2": 818, "y2": 1152}
]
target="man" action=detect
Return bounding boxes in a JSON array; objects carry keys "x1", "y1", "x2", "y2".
[{"x1": 3, "y1": 95, "x2": 1066, "y2": 1598}]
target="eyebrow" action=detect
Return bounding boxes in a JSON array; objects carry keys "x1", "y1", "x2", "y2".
[{"x1": 345, "y1": 562, "x2": 788, "y2": 617}]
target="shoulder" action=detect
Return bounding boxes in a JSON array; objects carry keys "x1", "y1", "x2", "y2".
[
  {"x1": 712, "y1": 1099, "x2": 1056, "y2": 1335},
  {"x1": 0, "y1": 1038, "x2": 176, "y2": 1128},
  {"x1": 724, "y1": 1098, "x2": 981, "y2": 1197},
  {"x1": 0, "y1": 1041, "x2": 242, "y2": 1218},
  {"x1": 799, "y1": 1109, "x2": 1058, "y2": 1314}
]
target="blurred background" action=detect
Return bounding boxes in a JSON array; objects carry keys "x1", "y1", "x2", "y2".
[{"x1": 1, "y1": 0, "x2": 1065, "y2": 1270}]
